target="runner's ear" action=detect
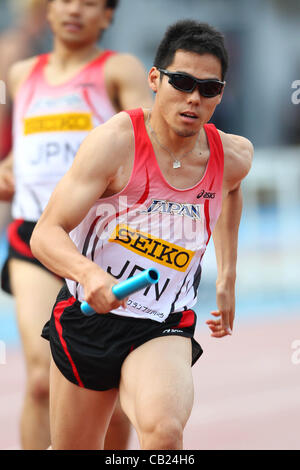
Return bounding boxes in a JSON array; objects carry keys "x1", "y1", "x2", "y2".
[
  {"x1": 100, "y1": 7, "x2": 115, "y2": 31},
  {"x1": 148, "y1": 67, "x2": 160, "y2": 94}
]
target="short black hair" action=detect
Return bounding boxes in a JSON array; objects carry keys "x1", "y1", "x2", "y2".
[{"x1": 154, "y1": 20, "x2": 228, "y2": 81}]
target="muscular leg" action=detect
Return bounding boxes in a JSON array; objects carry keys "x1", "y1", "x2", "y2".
[
  {"x1": 50, "y1": 359, "x2": 118, "y2": 450},
  {"x1": 9, "y1": 259, "x2": 63, "y2": 450},
  {"x1": 9, "y1": 258, "x2": 130, "y2": 449},
  {"x1": 119, "y1": 336, "x2": 194, "y2": 450},
  {"x1": 104, "y1": 397, "x2": 132, "y2": 450},
  {"x1": 0, "y1": 201, "x2": 11, "y2": 234}
]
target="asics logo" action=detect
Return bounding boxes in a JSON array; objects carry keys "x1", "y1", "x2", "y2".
[{"x1": 196, "y1": 189, "x2": 216, "y2": 199}]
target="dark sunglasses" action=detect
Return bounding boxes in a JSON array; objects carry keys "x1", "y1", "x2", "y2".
[{"x1": 158, "y1": 68, "x2": 225, "y2": 98}]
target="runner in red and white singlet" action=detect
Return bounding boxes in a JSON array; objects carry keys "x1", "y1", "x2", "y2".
[
  {"x1": 67, "y1": 108, "x2": 224, "y2": 321},
  {"x1": 2, "y1": 50, "x2": 117, "y2": 294},
  {"x1": 31, "y1": 20, "x2": 253, "y2": 450},
  {"x1": 13, "y1": 50, "x2": 116, "y2": 221}
]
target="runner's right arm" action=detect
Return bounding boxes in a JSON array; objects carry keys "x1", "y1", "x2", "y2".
[{"x1": 31, "y1": 112, "x2": 132, "y2": 313}]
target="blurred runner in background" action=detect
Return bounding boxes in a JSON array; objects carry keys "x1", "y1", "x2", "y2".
[
  {"x1": 0, "y1": 0, "x2": 49, "y2": 233},
  {"x1": 0, "y1": 0, "x2": 152, "y2": 450}
]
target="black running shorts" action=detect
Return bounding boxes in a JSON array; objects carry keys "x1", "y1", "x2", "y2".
[
  {"x1": 1, "y1": 219, "x2": 61, "y2": 294},
  {"x1": 42, "y1": 284, "x2": 203, "y2": 391}
]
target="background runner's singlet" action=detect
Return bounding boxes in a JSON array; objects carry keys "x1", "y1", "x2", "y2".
[
  {"x1": 12, "y1": 51, "x2": 116, "y2": 221},
  {"x1": 67, "y1": 108, "x2": 224, "y2": 322}
]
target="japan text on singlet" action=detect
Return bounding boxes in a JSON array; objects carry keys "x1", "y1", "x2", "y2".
[
  {"x1": 66, "y1": 108, "x2": 224, "y2": 322},
  {"x1": 12, "y1": 51, "x2": 116, "y2": 221}
]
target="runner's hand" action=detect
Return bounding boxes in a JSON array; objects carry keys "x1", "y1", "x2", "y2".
[
  {"x1": 0, "y1": 164, "x2": 14, "y2": 201},
  {"x1": 82, "y1": 267, "x2": 127, "y2": 314},
  {"x1": 206, "y1": 281, "x2": 235, "y2": 337}
]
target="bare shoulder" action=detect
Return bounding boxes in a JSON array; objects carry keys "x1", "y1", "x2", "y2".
[
  {"x1": 0, "y1": 30, "x2": 29, "y2": 75},
  {"x1": 105, "y1": 52, "x2": 148, "y2": 77},
  {"x1": 90, "y1": 109, "x2": 134, "y2": 149},
  {"x1": 73, "y1": 110, "x2": 134, "y2": 178},
  {"x1": 8, "y1": 56, "x2": 39, "y2": 98},
  {"x1": 218, "y1": 130, "x2": 254, "y2": 189}
]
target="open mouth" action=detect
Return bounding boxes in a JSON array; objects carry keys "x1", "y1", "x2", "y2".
[
  {"x1": 180, "y1": 112, "x2": 198, "y2": 120},
  {"x1": 62, "y1": 22, "x2": 83, "y2": 32}
]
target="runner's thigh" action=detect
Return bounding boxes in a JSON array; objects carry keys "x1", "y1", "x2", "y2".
[
  {"x1": 50, "y1": 359, "x2": 118, "y2": 450},
  {"x1": 119, "y1": 336, "x2": 194, "y2": 433},
  {"x1": 9, "y1": 258, "x2": 63, "y2": 365}
]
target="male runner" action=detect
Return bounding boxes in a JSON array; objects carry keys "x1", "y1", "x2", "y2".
[
  {"x1": 0, "y1": 0, "x2": 152, "y2": 450},
  {"x1": 0, "y1": 0, "x2": 49, "y2": 235},
  {"x1": 31, "y1": 20, "x2": 253, "y2": 449}
]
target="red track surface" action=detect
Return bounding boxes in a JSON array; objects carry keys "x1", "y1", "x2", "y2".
[{"x1": 1, "y1": 315, "x2": 299, "y2": 450}]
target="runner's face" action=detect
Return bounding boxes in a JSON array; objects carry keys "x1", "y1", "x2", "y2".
[
  {"x1": 47, "y1": 0, "x2": 113, "y2": 47},
  {"x1": 149, "y1": 50, "x2": 224, "y2": 137}
]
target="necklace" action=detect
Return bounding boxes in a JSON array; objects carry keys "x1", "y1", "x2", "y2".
[{"x1": 147, "y1": 112, "x2": 201, "y2": 169}]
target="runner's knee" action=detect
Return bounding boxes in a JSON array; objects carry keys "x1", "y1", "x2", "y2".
[
  {"x1": 110, "y1": 401, "x2": 130, "y2": 428},
  {"x1": 140, "y1": 417, "x2": 183, "y2": 450},
  {"x1": 27, "y1": 364, "x2": 49, "y2": 402}
]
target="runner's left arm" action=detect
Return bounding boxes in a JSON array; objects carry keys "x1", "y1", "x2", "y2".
[
  {"x1": 208, "y1": 184, "x2": 243, "y2": 337},
  {"x1": 207, "y1": 134, "x2": 253, "y2": 338}
]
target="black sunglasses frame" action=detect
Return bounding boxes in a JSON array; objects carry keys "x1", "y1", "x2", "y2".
[{"x1": 158, "y1": 68, "x2": 225, "y2": 98}]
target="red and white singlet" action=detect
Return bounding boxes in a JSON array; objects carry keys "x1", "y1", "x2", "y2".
[
  {"x1": 12, "y1": 51, "x2": 116, "y2": 220},
  {"x1": 67, "y1": 108, "x2": 224, "y2": 322}
]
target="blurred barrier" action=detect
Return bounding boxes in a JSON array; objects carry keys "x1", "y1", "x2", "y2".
[{"x1": 243, "y1": 145, "x2": 300, "y2": 209}]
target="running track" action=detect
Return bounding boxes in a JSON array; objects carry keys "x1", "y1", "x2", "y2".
[{"x1": 1, "y1": 313, "x2": 299, "y2": 450}]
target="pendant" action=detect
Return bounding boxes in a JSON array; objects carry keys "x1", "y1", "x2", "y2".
[{"x1": 173, "y1": 160, "x2": 181, "y2": 169}]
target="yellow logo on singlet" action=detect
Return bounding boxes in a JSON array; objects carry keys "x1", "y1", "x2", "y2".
[
  {"x1": 109, "y1": 224, "x2": 195, "y2": 272},
  {"x1": 24, "y1": 112, "x2": 93, "y2": 135}
]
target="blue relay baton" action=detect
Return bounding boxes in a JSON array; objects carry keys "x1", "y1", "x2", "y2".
[{"x1": 80, "y1": 268, "x2": 160, "y2": 316}]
